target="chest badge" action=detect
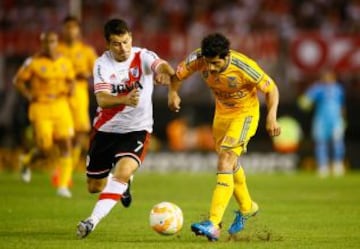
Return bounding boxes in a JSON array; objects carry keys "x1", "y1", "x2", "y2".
[
  {"x1": 227, "y1": 76, "x2": 237, "y2": 88},
  {"x1": 129, "y1": 67, "x2": 139, "y2": 78}
]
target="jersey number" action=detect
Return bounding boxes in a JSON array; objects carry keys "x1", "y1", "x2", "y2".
[{"x1": 134, "y1": 141, "x2": 144, "y2": 153}]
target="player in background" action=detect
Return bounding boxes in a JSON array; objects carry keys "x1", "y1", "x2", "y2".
[
  {"x1": 168, "y1": 33, "x2": 281, "y2": 241},
  {"x1": 76, "y1": 18, "x2": 175, "y2": 238},
  {"x1": 57, "y1": 16, "x2": 97, "y2": 185},
  {"x1": 298, "y1": 70, "x2": 346, "y2": 177},
  {"x1": 13, "y1": 31, "x2": 75, "y2": 198}
]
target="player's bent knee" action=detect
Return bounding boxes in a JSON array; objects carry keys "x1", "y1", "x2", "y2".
[
  {"x1": 87, "y1": 184, "x2": 102, "y2": 193},
  {"x1": 218, "y1": 150, "x2": 237, "y2": 172},
  {"x1": 87, "y1": 178, "x2": 106, "y2": 193}
]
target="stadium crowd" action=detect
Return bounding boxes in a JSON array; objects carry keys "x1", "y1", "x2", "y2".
[
  {"x1": 1, "y1": 0, "x2": 360, "y2": 35},
  {"x1": 0, "y1": 0, "x2": 359, "y2": 170}
]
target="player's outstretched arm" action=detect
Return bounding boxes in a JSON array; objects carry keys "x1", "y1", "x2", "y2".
[
  {"x1": 264, "y1": 85, "x2": 281, "y2": 137},
  {"x1": 168, "y1": 75, "x2": 182, "y2": 112},
  {"x1": 154, "y1": 62, "x2": 175, "y2": 85}
]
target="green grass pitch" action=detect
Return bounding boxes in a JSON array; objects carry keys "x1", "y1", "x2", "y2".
[{"x1": 0, "y1": 171, "x2": 359, "y2": 249}]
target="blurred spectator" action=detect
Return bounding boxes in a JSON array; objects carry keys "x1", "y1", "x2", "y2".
[
  {"x1": 166, "y1": 115, "x2": 215, "y2": 152},
  {"x1": 1, "y1": 0, "x2": 359, "y2": 162}
]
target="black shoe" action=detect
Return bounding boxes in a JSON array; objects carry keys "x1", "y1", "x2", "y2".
[
  {"x1": 120, "y1": 180, "x2": 132, "y2": 208},
  {"x1": 76, "y1": 219, "x2": 94, "y2": 239}
]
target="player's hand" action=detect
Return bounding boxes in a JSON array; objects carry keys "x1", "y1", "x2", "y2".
[
  {"x1": 124, "y1": 88, "x2": 140, "y2": 107},
  {"x1": 266, "y1": 118, "x2": 281, "y2": 137},
  {"x1": 155, "y1": 73, "x2": 171, "y2": 85},
  {"x1": 168, "y1": 91, "x2": 181, "y2": 112}
]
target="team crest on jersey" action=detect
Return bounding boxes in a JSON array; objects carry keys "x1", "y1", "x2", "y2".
[
  {"x1": 227, "y1": 76, "x2": 237, "y2": 88},
  {"x1": 129, "y1": 67, "x2": 139, "y2": 78}
]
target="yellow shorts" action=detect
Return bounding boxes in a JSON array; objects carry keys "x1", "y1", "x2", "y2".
[
  {"x1": 213, "y1": 113, "x2": 259, "y2": 156},
  {"x1": 69, "y1": 82, "x2": 91, "y2": 133},
  {"x1": 29, "y1": 97, "x2": 74, "y2": 150}
]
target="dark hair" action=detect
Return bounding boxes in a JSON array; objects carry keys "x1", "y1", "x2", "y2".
[
  {"x1": 63, "y1": 15, "x2": 80, "y2": 25},
  {"x1": 104, "y1": 19, "x2": 130, "y2": 42},
  {"x1": 201, "y1": 33, "x2": 230, "y2": 59}
]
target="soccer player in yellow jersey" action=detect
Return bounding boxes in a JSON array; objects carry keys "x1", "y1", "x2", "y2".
[
  {"x1": 57, "y1": 16, "x2": 97, "y2": 171},
  {"x1": 168, "y1": 33, "x2": 281, "y2": 241},
  {"x1": 13, "y1": 31, "x2": 75, "y2": 198}
]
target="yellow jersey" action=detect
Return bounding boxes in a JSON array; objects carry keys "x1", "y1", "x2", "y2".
[
  {"x1": 176, "y1": 49, "x2": 276, "y2": 116},
  {"x1": 15, "y1": 54, "x2": 75, "y2": 102},
  {"x1": 57, "y1": 41, "x2": 97, "y2": 84}
]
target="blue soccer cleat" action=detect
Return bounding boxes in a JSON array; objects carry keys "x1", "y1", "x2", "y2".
[
  {"x1": 228, "y1": 201, "x2": 259, "y2": 235},
  {"x1": 191, "y1": 220, "x2": 220, "y2": 241}
]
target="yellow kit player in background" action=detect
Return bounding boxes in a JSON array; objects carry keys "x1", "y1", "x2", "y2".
[
  {"x1": 168, "y1": 33, "x2": 281, "y2": 241},
  {"x1": 13, "y1": 31, "x2": 75, "y2": 198},
  {"x1": 57, "y1": 16, "x2": 97, "y2": 172}
]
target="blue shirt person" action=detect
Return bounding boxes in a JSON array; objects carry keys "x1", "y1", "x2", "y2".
[{"x1": 298, "y1": 71, "x2": 346, "y2": 177}]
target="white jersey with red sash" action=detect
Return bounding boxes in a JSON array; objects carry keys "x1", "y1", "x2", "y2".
[{"x1": 92, "y1": 47, "x2": 164, "y2": 133}]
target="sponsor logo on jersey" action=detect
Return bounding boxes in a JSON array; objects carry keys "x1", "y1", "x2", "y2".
[
  {"x1": 111, "y1": 81, "x2": 143, "y2": 94},
  {"x1": 212, "y1": 88, "x2": 246, "y2": 100}
]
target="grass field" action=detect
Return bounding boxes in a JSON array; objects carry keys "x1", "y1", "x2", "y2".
[{"x1": 0, "y1": 170, "x2": 359, "y2": 249}]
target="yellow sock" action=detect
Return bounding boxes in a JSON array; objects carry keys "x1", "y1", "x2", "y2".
[
  {"x1": 233, "y1": 166, "x2": 252, "y2": 213},
  {"x1": 209, "y1": 173, "x2": 234, "y2": 226},
  {"x1": 72, "y1": 145, "x2": 82, "y2": 170},
  {"x1": 58, "y1": 156, "x2": 73, "y2": 188},
  {"x1": 21, "y1": 150, "x2": 34, "y2": 166}
]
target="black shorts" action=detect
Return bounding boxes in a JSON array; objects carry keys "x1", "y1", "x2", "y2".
[{"x1": 86, "y1": 130, "x2": 151, "y2": 179}]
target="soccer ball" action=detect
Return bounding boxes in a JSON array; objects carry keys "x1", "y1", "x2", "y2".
[{"x1": 149, "y1": 202, "x2": 183, "y2": 235}]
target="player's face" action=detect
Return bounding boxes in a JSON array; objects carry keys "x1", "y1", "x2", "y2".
[
  {"x1": 108, "y1": 33, "x2": 132, "y2": 62},
  {"x1": 42, "y1": 32, "x2": 59, "y2": 55},
  {"x1": 63, "y1": 21, "x2": 80, "y2": 42},
  {"x1": 204, "y1": 56, "x2": 228, "y2": 74}
]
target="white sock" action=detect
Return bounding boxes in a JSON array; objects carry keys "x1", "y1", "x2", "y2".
[{"x1": 90, "y1": 177, "x2": 128, "y2": 228}]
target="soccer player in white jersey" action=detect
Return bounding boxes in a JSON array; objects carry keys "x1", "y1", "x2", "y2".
[{"x1": 76, "y1": 18, "x2": 175, "y2": 238}]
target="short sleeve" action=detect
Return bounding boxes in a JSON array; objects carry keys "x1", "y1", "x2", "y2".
[
  {"x1": 14, "y1": 57, "x2": 33, "y2": 82},
  {"x1": 141, "y1": 49, "x2": 164, "y2": 74},
  {"x1": 176, "y1": 49, "x2": 204, "y2": 80},
  {"x1": 93, "y1": 60, "x2": 112, "y2": 93},
  {"x1": 305, "y1": 84, "x2": 321, "y2": 102},
  {"x1": 256, "y1": 74, "x2": 276, "y2": 93}
]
